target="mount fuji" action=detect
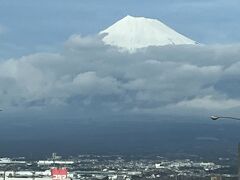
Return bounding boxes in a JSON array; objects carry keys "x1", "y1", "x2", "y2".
[{"x1": 99, "y1": 15, "x2": 196, "y2": 52}]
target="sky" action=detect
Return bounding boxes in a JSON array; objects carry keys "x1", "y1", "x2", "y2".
[
  {"x1": 1, "y1": 0, "x2": 240, "y2": 120},
  {"x1": 1, "y1": 0, "x2": 240, "y2": 58}
]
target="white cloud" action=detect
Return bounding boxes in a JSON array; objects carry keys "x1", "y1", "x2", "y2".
[
  {"x1": 1, "y1": 35, "x2": 240, "y2": 117},
  {"x1": 72, "y1": 71, "x2": 122, "y2": 95},
  {"x1": 175, "y1": 96, "x2": 240, "y2": 110}
]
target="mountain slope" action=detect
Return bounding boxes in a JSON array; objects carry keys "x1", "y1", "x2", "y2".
[{"x1": 99, "y1": 15, "x2": 196, "y2": 51}]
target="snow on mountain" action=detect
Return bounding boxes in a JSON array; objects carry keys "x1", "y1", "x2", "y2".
[{"x1": 99, "y1": 15, "x2": 196, "y2": 52}]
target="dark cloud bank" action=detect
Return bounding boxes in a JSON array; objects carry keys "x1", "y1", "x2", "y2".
[
  {"x1": 1, "y1": 34, "x2": 240, "y2": 157},
  {"x1": 1, "y1": 34, "x2": 240, "y2": 119}
]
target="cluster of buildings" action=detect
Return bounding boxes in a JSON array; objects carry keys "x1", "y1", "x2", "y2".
[{"x1": 0, "y1": 154, "x2": 238, "y2": 180}]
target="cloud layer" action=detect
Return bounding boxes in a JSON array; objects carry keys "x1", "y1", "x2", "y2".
[{"x1": 1, "y1": 35, "x2": 240, "y2": 117}]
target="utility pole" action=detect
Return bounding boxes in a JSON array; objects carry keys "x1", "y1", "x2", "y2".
[
  {"x1": 210, "y1": 116, "x2": 240, "y2": 180},
  {"x1": 3, "y1": 170, "x2": 5, "y2": 180},
  {"x1": 32, "y1": 171, "x2": 35, "y2": 180},
  {"x1": 238, "y1": 143, "x2": 240, "y2": 180}
]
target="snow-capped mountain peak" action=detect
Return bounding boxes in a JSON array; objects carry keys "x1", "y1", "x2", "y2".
[{"x1": 99, "y1": 15, "x2": 196, "y2": 52}]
